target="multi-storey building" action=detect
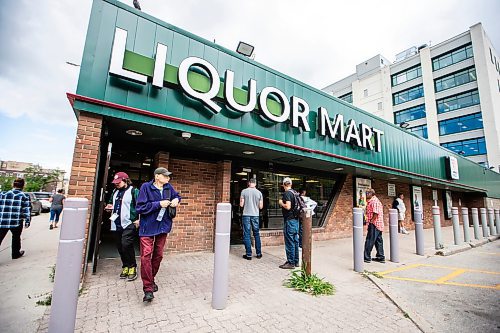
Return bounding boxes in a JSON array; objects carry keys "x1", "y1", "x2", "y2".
[
  {"x1": 323, "y1": 23, "x2": 500, "y2": 171},
  {"x1": 0, "y1": 160, "x2": 66, "y2": 192}
]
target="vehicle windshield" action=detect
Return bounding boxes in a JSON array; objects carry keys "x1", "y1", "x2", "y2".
[{"x1": 35, "y1": 193, "x2": 51, "y2": 199}]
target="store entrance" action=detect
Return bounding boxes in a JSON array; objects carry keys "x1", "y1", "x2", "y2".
[{"x1": 229, "y1": 162, "x2": 340, "y2": 244}]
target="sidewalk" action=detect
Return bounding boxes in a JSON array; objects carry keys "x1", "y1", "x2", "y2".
[{"x1": 0, "y1": 213, "x2": 60, "y2": 333}]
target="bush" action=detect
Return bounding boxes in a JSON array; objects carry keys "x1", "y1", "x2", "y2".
[{"x1": 284, "y1": 269, "x2": 335, "y2": 296}]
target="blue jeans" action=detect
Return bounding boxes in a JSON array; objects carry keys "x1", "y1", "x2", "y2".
[
  {"x1": 364, "y1": 223, "x2": 385, "y2": 261},
  {"x1": 283, "y1": 218, "x2": 299, "y2": 265},
  {"x1": 49, "y1": 208, "x2": 63, "y2": 222},
  {"x1": 242, "y1": 216, "x2": 261, "y2": 257}
]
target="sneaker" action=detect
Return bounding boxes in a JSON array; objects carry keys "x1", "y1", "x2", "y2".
[
  {"x1": 49, "y1": 225, "x2": 53, "y2": 230},
  {"x1": 12, "y1": 250, "x2": 25, "y2": 259},
  {"x1": 402, "y1": 228, "x2": 409, "y2": 235},
  {"x1": 153, "y1": 283, "x2": 158, "y2": 293},
  {"x1": 279, "y1": 262, "x2": 295, "y2": 269},
  {"x1": 364, "y1": 259, "x2": 371, "y2": 263},
  {"x1": 127, "y1": 267, "x2": 137, "y2": 281},
  {"x1": 294, "y1": 263, "x2": 300, "y2": 267},
  {"x1": 256, "y1": 254, "x2": 262, "y2": 259},
  {"x1": 120, "y1": 267, "x2": 129, "y2": 279},
  {"x1": 242, "y1": 254, "x2": 252, "y2": 260},
  {"x1": 143, "y1": 291, "x2": 154, "y2": 302},
  {"x1": 373, "y1": 258, "x2": 386, "y2": 263}
]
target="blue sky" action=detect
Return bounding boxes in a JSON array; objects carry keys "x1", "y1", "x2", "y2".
[{"x1": 0, "y1": 0, "x2": 499, "y2": 175}]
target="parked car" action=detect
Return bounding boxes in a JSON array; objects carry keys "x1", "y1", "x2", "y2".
[
  {"x1": 28, "y1": 193, "x2": 42, "y2": 216},
  {"x1": 33, "y1": 192, "x2": 52, "y2": 212}
]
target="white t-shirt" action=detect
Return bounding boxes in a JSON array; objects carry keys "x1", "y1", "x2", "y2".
[{"x1": 396, "y1": 197, "x2": 406, "y2": 220}]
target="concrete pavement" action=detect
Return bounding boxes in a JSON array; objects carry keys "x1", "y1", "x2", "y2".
[{"x1": 0, "y1": 213, "x2": 60, "y2": 333}]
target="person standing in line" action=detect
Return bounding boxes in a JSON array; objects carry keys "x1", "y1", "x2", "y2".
[
  {"x1": 364, "y1": 188, "x2": 385, "y2": 263},
  {"x1": 240, "y1": 178, "x2": 263, "y2": 260},
  {"x1": 49, "y1": 189, "x2": 66, "y2": 230},
  {"x1": 298, "y1": 188, "x2": 317, "y2": 248},
  {"x1": 278, "y1": 177, "x2": 299, "y2": 269},
  {"x1": 392, "y1": 193, "x2": 408, "y2": 234},
  {"x1": 0, "y1": 178, "x2": 31, "y2": 259},
  {"x1": 104, "y1": 172, "x2": 140, "y2": 282},
  {"x1": 136, "y1": 167, "x2": 181, "y2": 303}
]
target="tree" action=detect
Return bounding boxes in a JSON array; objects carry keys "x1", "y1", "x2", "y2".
[
  {"x1": 0, "y1": 175, "x2": 15, "y2": 192},
  {"x1": 23, "y1": 165, "x2": 62, "y2": 192}
]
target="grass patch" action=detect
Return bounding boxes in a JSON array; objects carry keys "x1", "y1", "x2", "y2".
[
  {"x1": 49, "y1": 265, "x2": 56, "y2": 283},
  {"x1": 284, "y1": 269, "x2": 335, "y2": 296},
  {"x1": 361, "y1": 270, "x2": 384, "y2": 279},
  {"x1": 35, "y1": 292, "x2": 52, "y2": 306}
]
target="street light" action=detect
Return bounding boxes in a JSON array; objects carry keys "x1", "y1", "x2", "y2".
[
  {"x1": 399, "y1": 121, "x2": 410, "y2": 129},
  {"x1": 236, "y1": 41, "x2": 254, "y2": 58}
]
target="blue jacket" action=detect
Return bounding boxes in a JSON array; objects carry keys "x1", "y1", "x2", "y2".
[{"x1": 136, "y1": 181, "x2": 181, "y2": 237}]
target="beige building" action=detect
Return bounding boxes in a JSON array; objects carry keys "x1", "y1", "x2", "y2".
[
  {"x1": 0, "y1": 160, "x2": 66, "y2": 192},
  {"x1": 323, "y1": 23, "x2": 500, "y2": 171}
]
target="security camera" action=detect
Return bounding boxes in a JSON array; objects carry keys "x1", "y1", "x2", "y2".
[{"x1": 181, "y1": 132, "x2": 191, "y2": 140}]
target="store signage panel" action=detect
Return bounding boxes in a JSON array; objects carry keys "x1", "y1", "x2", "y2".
[
  {"x1": 109, "y1": 28, "x2": 384, "y2": 153},
  {"x1": 444, "y1": 156, "x2": 459, "y2": 180}
]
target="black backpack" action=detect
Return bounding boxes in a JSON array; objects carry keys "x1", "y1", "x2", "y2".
[{"x1": 290, "y1": 189, "x2": 307, "y2": 218}]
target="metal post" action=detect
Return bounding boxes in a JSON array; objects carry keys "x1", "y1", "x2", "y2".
[
  {"x1": 353, "y1": 207, "x2": 364, "y2": 272},
  {"x1": 389, "y1": 209, "x2": 399, "y2": 263},
  {"x1": 487, "y1": 208, "x2": 496, "y2": 236},
  {"x1": 461, "y1": 207, "x2": 470, "y2": 243},
  {"x1": 480, "y1": 208, "x2": 489, "y2": 238},
  {"x1": 471, "y1": 208, "x2": 480, "y2": 240},
  {"x1": 432, "y1": 206, "x2": 443, "y2": 250},
  {"x1": 495, "y1": 209, "x2": 500, "y2": 235},
  {"x1": 301, "y1": 208, "x2": 313, "y2": 276},
  {"x1": 451, "y1": 207, "x2": 461, "y2": 245},
  {"x1": 414, "y1": 209, "x2": 424, "y2": 255},
  {"x1": 212, "y1": 203, "x2": 232, "y2": 310},
  {"x1": 49, "y1": 198, "x2": 88, "y2": 333}
]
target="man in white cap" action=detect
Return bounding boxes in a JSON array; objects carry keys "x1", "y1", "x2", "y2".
[{"x1": 278, "y1": 177, "x2": 299, "y2": 269}]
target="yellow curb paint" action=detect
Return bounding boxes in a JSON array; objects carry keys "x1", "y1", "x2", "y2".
[{"x1": 434, "y1": 269, "x2": 466, "y2": 283}]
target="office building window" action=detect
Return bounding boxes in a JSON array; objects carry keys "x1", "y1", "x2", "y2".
[
  {"x1": 394, "y1": 104, "x2": 426, "y2": 124},
  {"x1": 432, "y1": 44, "x2": 473, "y2": 71},
  {"x1": 391, "y1": 65, "x2": 422, "y2": 86},
  {"x1": 364, "y1": 89, "x2": 368, "y2": 97},
  {"x1": 441, "y1": 137, "x2": 487, "y2": 156},
  {"x1": 338, "y1": 92, "x2": 353, "y2": 103},
  {"x1": 434, "y1": 67, "x2": 476, "y2": 92},
  {"x1": 409, "y1": 124, "x2": 428, "y2": 139},
  {"x1": 377, "y1": 102, "x2": 383, "y2": 111},
  {"x1": 438, "y1": 113, "x2": 483, "y2": 135},
  {"x1": 490, "y1": 48, "x2": 494, "y2": 64},
  {"x1": 436, "y1": 90, "x2": 480, "y2": 114},
  {"x1": 393, "y1": 85, "x2": 424, "y2": 105}
]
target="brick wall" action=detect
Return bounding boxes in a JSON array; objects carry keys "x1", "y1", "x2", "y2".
[{"x1": 68, "y1": 112, "x2": 103, "y2": 272}]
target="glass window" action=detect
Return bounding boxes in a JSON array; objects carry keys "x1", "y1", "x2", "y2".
[
  {"x1": 393, "y1": 85, "x2": 424, "y2": 105},
  {"x1": 432, "y1": 44, "x2": 474, "y2": 71},
  {"x1": 338, "y1": 92, "x2": 352, "y2": 103},
  {"x1": 435, "y1": 67, "x2": 477, "y2": 92},
  {"x1": 394, "y1": 104, "x2": 426, "y2": 124},
  {"x1": 408, "y1": 124, "x2": 428, "y2": 139},
  {"x1": 391, "y1": 65, "x2": 422, "y2": 86},
  {"x1": 436, "y1": 90, "x2": 480, "y2": 114},
  {"x1": 438, "y1": 113, "x2": 483, "y2": 135},
  {"x1": 441, "y1": 137, "x2": 487, "y2": 156}
]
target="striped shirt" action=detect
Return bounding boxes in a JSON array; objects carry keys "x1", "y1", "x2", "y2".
[
  {"x1": 366, "y1": 196, "x2": 384, "y2": 231},
  {"x1": 0, "y1": 189, "x2": 31, "y2": 228}
]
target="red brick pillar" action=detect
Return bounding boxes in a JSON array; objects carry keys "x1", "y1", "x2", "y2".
[
  {"x1": 216, "y1": 160, "x2": 231, "y2": 203},
  {"x1": 68, "y1": 112, "x2": 103, "y2": 274},
  {"x1": 154, "y1": 151, "x2": 170, "y2": 169}
]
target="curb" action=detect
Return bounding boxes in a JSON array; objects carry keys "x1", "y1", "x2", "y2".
[
  {"x1": 435, "y1": 235, "x2": 499, "y2": 256},
  {"x1": 366, "y1": 275, "x2": 431, "y2": 333}
]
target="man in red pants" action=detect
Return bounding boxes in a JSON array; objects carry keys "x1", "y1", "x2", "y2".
[{"x1": 136, "y1": 167, "x2": 181, "y2": 302}]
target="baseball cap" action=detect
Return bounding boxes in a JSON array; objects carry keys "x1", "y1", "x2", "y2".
[
  {"x1": 283, "y1": 177, "x2": 292, "y2": 185},
  {"x1": 112, "y1": 172, "x2": 129, "y2": 184},
  {"x1": 154, "y1": 167, "x2": 172, "y2": 177}
]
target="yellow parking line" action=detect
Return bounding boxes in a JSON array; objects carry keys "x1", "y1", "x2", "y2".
[
  {"x1": 434, "y1": 269, "x2": 466, "y2": 283},
  {"x1": 382, "y1": 276, "x2": 500, "y2": 290},
  {"x1": 442, "y1": 281, "x2": 500, "y2": 290},
  {"x1": 377, "y1": 263, "x2": 422, "y2": 276},
  {"x1": 477, "y1": 252, "x2": 500, "y2": 256},
  {"x1": 417, "y1": 264, "x2": 500, "y2": 275}
]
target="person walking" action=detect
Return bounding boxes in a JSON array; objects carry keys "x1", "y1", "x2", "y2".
[
  {"x1": 49, "y1": 189, "x2": 65, "y2": 230},
  {"x1": 136, "y1": 167, "x2": 181, "y2": 303},
  {"x1": 392, "y1": 193, "x2": 408, "y2": 234},
  {"x1": 278, "y1": 177, "x2": 299, "y2": 269},
  {"x1": 104, "y1": 172, "x2": 140, "y2": 282},
  {"x1": 240, "y1": 178, "x2": 263, "y2": 260},
  {"x1": 0, "y1": 178, "x2": 31, "y2": 259},
  {"x1": 364, "y1": 188, "x2": 385, "y2": 263}
]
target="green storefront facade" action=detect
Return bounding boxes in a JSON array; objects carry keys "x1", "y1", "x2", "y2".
[{"x1": 69, "y1": 0, "x2": 500, "y2": 266}]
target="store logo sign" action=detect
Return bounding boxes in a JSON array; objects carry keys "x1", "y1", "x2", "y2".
[{"x1": 109, "y1": 28, "x2": 384, "y2": 152}]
